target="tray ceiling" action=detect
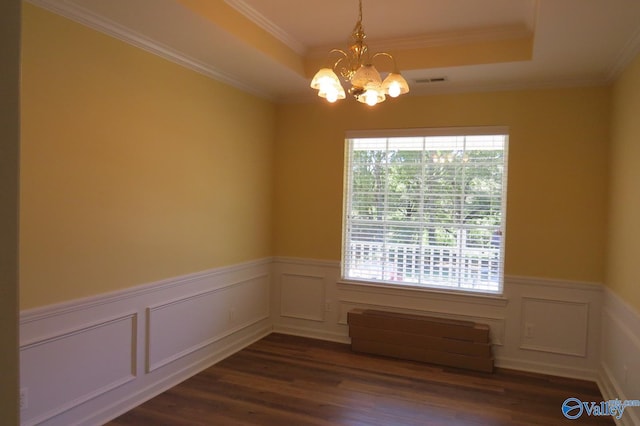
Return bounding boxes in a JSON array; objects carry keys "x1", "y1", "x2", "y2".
[{"x1": 27, "y1": 0, "x2": 640, "y2": 101}]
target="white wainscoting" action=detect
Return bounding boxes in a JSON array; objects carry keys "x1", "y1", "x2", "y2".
[
  {"x1": 272, "y1": 257, "x2": 605, "y2": 381},
  {"x1": 19, "y1": 259, "x2": 272, "y2": 426},
  {"x1": 20, "y1": 256, "x2": 640, "y2": 425},
  {"x1": 599, "y1": 287, "x2": 640, "y2": 426}
]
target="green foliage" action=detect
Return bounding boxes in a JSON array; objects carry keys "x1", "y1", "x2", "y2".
[{"x1": 349, "y1": 146, "x2": 504, "y2": 249}]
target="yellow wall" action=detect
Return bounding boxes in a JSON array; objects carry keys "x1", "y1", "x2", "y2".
[
  {"x1": 21, "y1": 3, "x2": 622, "y2": 311},
  {"x1": 274, "y1": 87, "x2": 610, "y2": 283},
  {"x1": 1, "y1": 0, "x2": 21, "y2": 423},
  {"x1": 607, "y1": 52, "x2": 640, "y2": 312},
  {"x1": 20, "y1": 4, "x2": 275, "y2": 309}
]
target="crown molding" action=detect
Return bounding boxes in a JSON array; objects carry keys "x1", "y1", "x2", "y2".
[
  {"x1": 26, "y1": 0, "x2": 274, "y2": 100},
  {"x1": 307, "y1": 24, "x2": 532, "y2": 58},
  {"x1": 224, "y1": 0, "x2": 306, "y2": 55},
  {"x1": 607, "y1": 25, "x2": 640, "y2": 82},
  {"x1": 374, "y1": 25, "x2": 532, "y2": 52}
]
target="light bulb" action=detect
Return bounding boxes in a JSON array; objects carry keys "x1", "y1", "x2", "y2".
[
  {"x1": 365, "y1": 89, "x2": 379, "y2": 106},
  {"x1": 388, "y1": 81, "x2": 401, "y2": 98},
  {"x1": 325, "y1": 89, "x2": 338, "y2": 103}
]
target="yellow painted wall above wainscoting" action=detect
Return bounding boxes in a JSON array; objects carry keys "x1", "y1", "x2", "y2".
[
  {"x1": 20, "y1": 4, "x2": 276, "y2": 309},
  {"x1": 21, "y1": 2, "x2": 636, "y2": 313},
  {"x1": 608, "y1": 52, "x2": 640, "y2": 313},
  {"x1": 274, "y1": 87, "x2": 610, "y2": 284}
]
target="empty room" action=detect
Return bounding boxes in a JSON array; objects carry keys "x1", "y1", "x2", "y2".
[{"x1": 3, "y1": 0, "x2": 640, "y2": 424}]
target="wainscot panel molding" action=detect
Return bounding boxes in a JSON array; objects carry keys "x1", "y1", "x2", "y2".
[
  {"x1": 21, "y1": 257, "x2": 638, "y2": 425},
  {"x1": 599, "y1": 287, "x2": 640, "y2": 426},
  {"x1": 519, "y1": 297, "x2": 589, "y2": 357},
  {"x1": 273, "y1": 257, "x2": 605, "y2": 381},
  {"x1": 19, "y1": 259, "x2": 272, "y2": 426}
]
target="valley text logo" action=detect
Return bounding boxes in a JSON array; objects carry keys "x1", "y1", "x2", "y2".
[{"x1": 562, "y1": 397, "x2": 640, "y2": 420}]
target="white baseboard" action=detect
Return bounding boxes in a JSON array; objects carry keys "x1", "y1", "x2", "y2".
[
  {"x1": 272, "y1": 324, "x2": 350, "y2": 344},
  {"x1": 19, "y1": 259, "x2": 272, "y2": 426},
  {"x1": 81, "y1": 323, "x2": 272, "y2": 426},
  {"x1": 495, "y1": 357, "x2": 599, "y2": 381}
]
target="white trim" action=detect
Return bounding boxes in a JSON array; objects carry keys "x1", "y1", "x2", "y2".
[
  {"x1": 19, "y1": 259, "x2": 272, "y2": 426},
  {"x1": 507, "y1": 275, "x2": 604, "y2": 292},
  {"x1": 337, "y1": 279, "x2": 509, "y2": 307},
  {"x1": 496, "y1": 357, "x2": 599, "y2": 382},
  {"x1": 274, "y1": 256, "x2": 604, "y2": 381},
  {"x1": 25, "y1": 0, "x2": 272, "y2": 100},
  {"x1": 603, "y1": 287, "x2": 640, "y2": 334},
  {"x1": 273, "y1": 256, "x2": 339, "y2": 268},
  {"x1": 345, "y1": 126, "x2": 510, "y2": 139},
  {"x1": 20, "y1": 257, "x2": 272, "y2": 324},
  {"x1": 273, "y1": 256, "x2": 606, "y2": 293},
  {"x1": 20, "y1": 314, "x2": 138, "y2": 426},
  {"x1": 279, "y1": 273, "x2": 327, "y2": 322},
  {"x1": 20, "y1": 311, "x2": 137, "y2": 350},
  {"x1": 599, "y1": 365, "x2": 634, "y2": 426},
  {"x1": 519, "y1": 297, "x2": 589, "y2": 357},
  {"x1": 78, "y1": 324, "x2": 273, "y2": 426},
  {"x1": 272, "y1": 324, "x2": 350, "y2": 344},
  {"x1": 20, "y1": 255, "x2": 631, "y2": 425},
  {"x1": 223, "y1": 0, "x2": 306, "y2": 55},
  {"x1": 598, "y1": 287, "x2": 640, "y2": 426},
  {"x1": 146, "y1": 311, "x2": 270, "y2": 373},
  {"x1": 146, "y1": 274, "x2": 270, "y2": 372},
  {"x1": 307, "y1": 24, "x2": 532, "y2": 57}
]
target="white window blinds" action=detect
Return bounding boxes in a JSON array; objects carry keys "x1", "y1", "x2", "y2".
[{"x1": 342, "y1": 130, "x2": 508, "y2": 293}]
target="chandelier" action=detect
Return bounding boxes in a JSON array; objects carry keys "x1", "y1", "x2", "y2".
[{"x1": 310, "y1": 0, "x2": 410, "y2": 106}]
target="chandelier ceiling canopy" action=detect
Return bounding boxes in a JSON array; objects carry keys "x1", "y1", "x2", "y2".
[{"x1": 310, "y1": 0, "x2": 410, "y2": 106}]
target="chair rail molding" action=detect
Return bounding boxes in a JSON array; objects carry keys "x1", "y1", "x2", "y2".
[
  {"x1": 20, "y1": 256, "x2": 640, "y2": 425},
  {"x1": 19, "y1": 259, "x2": 272, "y2": 426}
]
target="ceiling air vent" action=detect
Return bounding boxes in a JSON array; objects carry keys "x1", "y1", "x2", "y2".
[{"x1": 415, "y1": 77, "x2": 448, "y2": 84}]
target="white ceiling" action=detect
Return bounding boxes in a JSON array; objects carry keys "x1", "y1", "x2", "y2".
[{"x1": 28, "y1": 0, "x2": 640, "y2": 101}]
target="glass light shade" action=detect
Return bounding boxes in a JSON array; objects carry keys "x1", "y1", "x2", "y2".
[
  {"x1": 351, "y1": 64, "x2": 383, "y2": 89},
  {"x1": 382, "y1": 73, "x2": 410, "y2": 98},
  {"x1": 310, "y1": 68, "x2": 341, "y2": 91}
]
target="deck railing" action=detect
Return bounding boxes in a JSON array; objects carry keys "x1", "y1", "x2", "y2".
[{"x1": 345, "y1": 240, "x2": 501, "y2": 291}]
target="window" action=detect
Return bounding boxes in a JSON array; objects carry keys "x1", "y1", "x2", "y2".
[{"x1": 342, "y1": 128, "x2": 508, "y2": 294}]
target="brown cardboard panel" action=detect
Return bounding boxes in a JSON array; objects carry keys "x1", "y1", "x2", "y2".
[
  {"x1": 349, "y1": 325, "x2": 492, "y2": 358},
  {"x1": 348, "y1": 309, "x2": 490, "y2": 343},
  {"x1": 351, "y1": 339, "x2": 494, "y2": 373}
]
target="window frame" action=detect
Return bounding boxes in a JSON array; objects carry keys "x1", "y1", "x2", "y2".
[{"x1": 341, "y1": 127, "x2": 509, "y2": 295}]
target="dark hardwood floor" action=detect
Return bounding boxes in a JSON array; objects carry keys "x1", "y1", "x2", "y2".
[{"x1": 108, "y1": 333, "x2": 613, "y2": 425}]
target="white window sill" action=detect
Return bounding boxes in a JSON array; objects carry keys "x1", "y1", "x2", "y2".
[{"x1": 337, "y1": 279, "x2": 509, "y2": 307}]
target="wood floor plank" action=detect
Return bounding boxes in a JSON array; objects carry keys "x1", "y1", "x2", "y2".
[{"x1": 107, "y1": 333, "x2": 615, "y2": 426}]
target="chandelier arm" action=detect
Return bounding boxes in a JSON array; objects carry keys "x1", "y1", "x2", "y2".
[
  {"x1": 329, "y1": 48, "x2": 348, "y2": 61},
  {"x1": 327, "y1": 49, "x2": 351, "y2": 79},
  {"x1": 372, "y1": 52, "x2": 399, "y2": 72}
]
